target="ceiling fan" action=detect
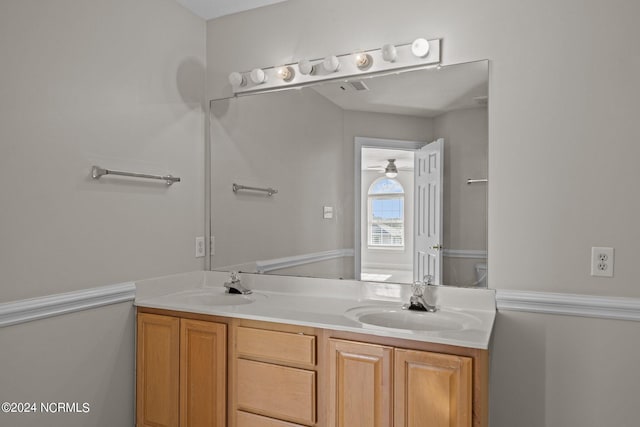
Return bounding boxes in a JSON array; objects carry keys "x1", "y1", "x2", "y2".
[{"x1": 365, "y1": 159, "x2": 399, "y2": 178}]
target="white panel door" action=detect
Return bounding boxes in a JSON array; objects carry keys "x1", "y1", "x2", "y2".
[{"x1": 414, "y1": 139, "x2": 443, "y2": 284}]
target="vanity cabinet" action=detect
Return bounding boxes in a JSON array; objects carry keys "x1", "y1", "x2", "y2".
[
  {"x1": 136, "y1": 308, "x2": 488, "y2": 427},
  {"x1": 136, "y1": 312, "x2": 226, "y2": 427},
  {"x1": 328, "y1": 339, "x2": 473, "y2": 427}
]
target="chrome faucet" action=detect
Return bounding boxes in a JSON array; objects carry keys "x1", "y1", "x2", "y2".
[
  {"x1": 224, "y1": 271, "x2": 252, "y2": 295},
  {"x1": 402, "y1": 275, "x2": 437, "y2": 312}
]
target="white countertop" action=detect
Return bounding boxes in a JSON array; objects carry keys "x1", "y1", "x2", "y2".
[{"x1": 135, "y1": 271, "x2": 496, "y2": 350}]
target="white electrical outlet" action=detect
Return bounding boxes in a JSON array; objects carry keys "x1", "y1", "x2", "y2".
[
  {"x1": 591, "y1": 247, "x2": 614, "y2": 277},
  {"x1": 195, "y1": 236, "x2": 205, "y2": 258}
]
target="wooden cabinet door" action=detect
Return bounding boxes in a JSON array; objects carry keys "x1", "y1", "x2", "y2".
[
  {"x1": 137, "y1": 313, "x2": 180, "y2": 427},
  {"x1": 180, "y1": 319, "x2": 227, "y2": 427},
  {"x1": 328, "y1": 339, "x2": 393, "y2": 427},
  {"x1": 394, "y1": 349, "x2": 472, "y2": 427}
]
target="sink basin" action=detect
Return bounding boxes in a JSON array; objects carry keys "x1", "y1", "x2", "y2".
[
  {"x1": 168, "y1": 289, "x2": 266, "y2": 306},
  {"x1": 344, "y1": 305, "x2": 480, "y2": 332}
]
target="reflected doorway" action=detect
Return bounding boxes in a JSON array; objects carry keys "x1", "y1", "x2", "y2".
[{"x1": 355, "y1": 137, "x2": 443, "y2": 284}]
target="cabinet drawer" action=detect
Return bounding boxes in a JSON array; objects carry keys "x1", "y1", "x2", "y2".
[
  {"x1": 236, "y1": 359, "x2": 316, "y2": 426},
  {"x1": 236, "y1": 326, "x2": 316, "y2": 367},
  {"x1": 237, "y1": 411, "x2": 306, "y2": 427}
]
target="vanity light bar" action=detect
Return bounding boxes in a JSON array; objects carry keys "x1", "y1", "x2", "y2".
[{"x1": 228, "y1": 38, "x2": 441, "y2": 95}]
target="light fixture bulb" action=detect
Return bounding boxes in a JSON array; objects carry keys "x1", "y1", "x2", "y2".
[
  {"x1": 277, "y1": 66, "x2": 295, "y2": 82},
  {"x1": 411, "y1": 38, "x2": 430, "y2": 58},
  {"x1": 385, "y1": 159, "x2": 398, "y2": 178},
  {"x1": 355, "y1": 53, "x2": 372, "y2": 70},
  {"x1": 228, "y1": 71, "x2": 246, "y2": 87},
  {"x1": 322, "y1": 55, "x2": 340, "y2": 73},
  {"x1": 298, "y1": 59, "x2": 314, "y2": 75},
  {"x1": 381, "y1": 44, "x2": 397, "y2": 62},
  {"x1": 250, "y1": 68, "x2": 267, "y2": 84}
]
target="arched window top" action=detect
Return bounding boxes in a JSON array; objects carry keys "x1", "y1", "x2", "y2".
[{"x1": 368, "y1": 178, "x2": 404, "y2": 195}]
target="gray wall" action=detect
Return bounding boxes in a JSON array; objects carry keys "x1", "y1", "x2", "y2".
[
  {"x1": 210, "y1": 88, "x2": 345, "y2": 271},
  {"x1": 0, "y1": 1, "x2": 205, "y2": 425},
  {"x1": 435, "y1": 108, "x2": 488, "y2": 286},
  {"x1": 0, "y1": 0, "x2": 205, "y2": 302},
  {"x1": 0, "y1": 303, "x2": 135, "y2": 427},
  {"x1": 206, "y1": 1, "x2": 640, "y2": 426}
]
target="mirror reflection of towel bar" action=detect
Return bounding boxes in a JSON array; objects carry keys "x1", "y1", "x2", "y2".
[
  {"x1": 232, "y1": 183, "x2": 278, "y2": 196},
  {"x1": 467, "y1": 178, "x2": 488, "y2": 184}
]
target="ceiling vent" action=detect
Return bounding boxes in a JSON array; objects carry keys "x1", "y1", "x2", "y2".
[{"x1": 339, "y1": 81, "x2": 370, "y2": 92}]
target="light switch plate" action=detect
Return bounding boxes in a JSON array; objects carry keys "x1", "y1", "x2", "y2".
[
  {"x1": 195, "y1": 236, "x2": 205, "y2": 258},
  {"x1": 323, "y1": 206, "x2": 334, "y2": 219}
]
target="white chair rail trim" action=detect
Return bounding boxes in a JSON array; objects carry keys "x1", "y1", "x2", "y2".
[
  {"x1": 256, "y1": 248, "x2": 355, "y2": 273},
  {"x1": 0, "y1": 282, "x2": 136, "y2": 328},
  {"x1": 442, "y1": 249, "x2": 488, "y2": 259},
  {"x1": 496, "y1": 289, "x2": 640, "y2": 322}
]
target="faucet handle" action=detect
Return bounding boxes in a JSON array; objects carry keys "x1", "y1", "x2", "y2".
[
  {"x1": 411, "y1": 281, "x2": 425, "y2": 297},
  {"x1": 230, "y1": 271, "x2": 240, "y2": 282},
  {"x1": 423, "y1": 274, "x2": 434, "y2": 286}
]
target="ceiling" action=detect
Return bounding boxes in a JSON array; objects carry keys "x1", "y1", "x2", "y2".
[
  {"x1": 176, "y1": 0, "x2": 288, "y2": 20},
  {"x1": 312, "y1": 61, "x2": 488, "y2": 118},
  {"x1": 350, "y1": 62, "x2": 488, "y2": 171}
]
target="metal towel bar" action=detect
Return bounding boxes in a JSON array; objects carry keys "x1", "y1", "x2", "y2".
[
  {"x1": 232, "y1": 183, "x2": 278, "y2": 196},
  {"x1": 466, "y1": 178, "x2": 488, "y2": 184},
  {"x1": 91, "y1": 166, "x2": 180, "y2": 185}
]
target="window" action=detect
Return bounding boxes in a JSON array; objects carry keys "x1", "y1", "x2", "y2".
[{"x1": 368, "y1": 178, "x2": 405, "y2": 248}]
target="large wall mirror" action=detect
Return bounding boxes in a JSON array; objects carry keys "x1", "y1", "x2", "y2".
[{"x1": 209, "y1": 60, "x2": 488, "y2": 287}]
